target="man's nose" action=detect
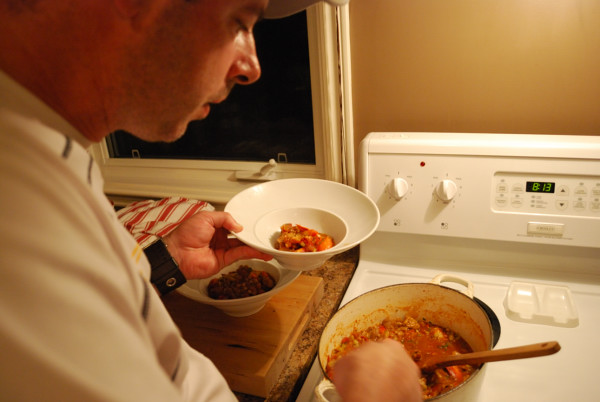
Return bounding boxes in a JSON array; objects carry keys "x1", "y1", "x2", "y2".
[{"x1": 230, "y1": 35, "x2": 261, "y2": 85}]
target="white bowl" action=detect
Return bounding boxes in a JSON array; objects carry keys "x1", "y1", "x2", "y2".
[
  {"x1": 225, "y1": 179, "x2": 380, "y2": 271},
  {"x1": 176, "y1": 259, "x2": 300, "y2": 317}
]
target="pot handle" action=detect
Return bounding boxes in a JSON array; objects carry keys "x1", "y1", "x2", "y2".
[
  {"x1": 431, "y1": 274, "x2": 474, "y2": 298},
  {"x1": 315, "y1": 379, "x2": 342, "y2": 402}
]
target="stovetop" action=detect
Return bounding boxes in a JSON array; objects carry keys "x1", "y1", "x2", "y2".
[{"x1": 297, "y1": 234, "x2": 600, "y2": 402}]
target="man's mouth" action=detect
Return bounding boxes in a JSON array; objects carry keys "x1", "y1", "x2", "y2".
[{"x1": 196, "y1": 88, "x2": 231, "y2": 120}]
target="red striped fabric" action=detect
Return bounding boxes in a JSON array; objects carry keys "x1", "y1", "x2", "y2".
[{"x1": 117, "y1": 197, "x2": 214, "y2": 248}]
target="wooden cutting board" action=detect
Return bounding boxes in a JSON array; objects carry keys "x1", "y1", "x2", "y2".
[{"x1": 162, "y1": 275, "x2": 324, "y2": 397}]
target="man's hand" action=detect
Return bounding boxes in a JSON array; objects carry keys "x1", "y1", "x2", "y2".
[
  {"x1": 332, "y1": 339, "x2": 423, "y2": 402},
  {"x1": 161, "y1": 211, "x2": 272, "y2": 280}
]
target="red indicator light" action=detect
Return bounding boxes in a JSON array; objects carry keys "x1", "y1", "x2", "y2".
[{"x1": 420, "y1": 161, "x2": 426, "y2": 167}]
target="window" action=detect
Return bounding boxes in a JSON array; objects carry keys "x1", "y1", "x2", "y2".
[{"x1": 91, "y1": 5, "x2": 353, "y2": 207}]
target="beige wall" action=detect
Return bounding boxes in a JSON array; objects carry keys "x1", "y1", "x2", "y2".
[{"x1": 349, "y1": 0, "x2": 600, "y2": 153}]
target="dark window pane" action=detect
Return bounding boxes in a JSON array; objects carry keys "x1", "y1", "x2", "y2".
[{"x1": 108, "y1": 12, "x2": 315, "y2": 164}]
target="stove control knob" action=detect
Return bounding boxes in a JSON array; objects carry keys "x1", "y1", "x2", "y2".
[
  {"x1": 388, "y1": 177, "x2": 409, "y2": 200},
  {"x1": 435, "y1": 179, "x2": 458, "y2": 202}
]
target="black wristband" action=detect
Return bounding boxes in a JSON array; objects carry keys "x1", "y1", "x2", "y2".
[{"x1": 144, "y1": 239, "x2": 186, "y2": 295}]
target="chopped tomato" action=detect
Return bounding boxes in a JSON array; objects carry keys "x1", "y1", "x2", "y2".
[
  {"x1": 275, "y1": 223, "x2": 335, "y2": 252},
  {"x1": 317, "y1": 235, "x2": 334, "y2": 251},
  {"x1": 445, "y1": 365, "x2": 464, "y2": 382}
]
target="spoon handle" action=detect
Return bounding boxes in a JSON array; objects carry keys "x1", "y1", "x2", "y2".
[{"x1": 420, "y1": 341, "x2": 561, "y2": 371}]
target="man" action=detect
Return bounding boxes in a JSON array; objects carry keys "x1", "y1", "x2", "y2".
[{"x1": 0, "y1": 0, "x2": 421, "y2": 400}]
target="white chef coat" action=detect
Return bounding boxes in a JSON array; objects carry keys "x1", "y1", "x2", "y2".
[{"x1": 0, "y1": 69, "x2": 236, "y2": 402}]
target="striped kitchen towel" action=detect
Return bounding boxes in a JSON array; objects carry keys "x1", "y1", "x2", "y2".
[{"x1": 117, "y1": 197, "x2": 214, "y2": 248}]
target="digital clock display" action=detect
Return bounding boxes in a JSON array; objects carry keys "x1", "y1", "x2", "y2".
[{"x1": 526, "y1": 181, "x2": 555, "y2": 193}]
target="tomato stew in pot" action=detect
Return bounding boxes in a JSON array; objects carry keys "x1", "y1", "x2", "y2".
[{"x1": 325, "y1": 315, "x2": 478, "y2": 399}]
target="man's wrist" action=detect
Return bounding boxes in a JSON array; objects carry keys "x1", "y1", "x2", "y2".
[{"x1": 144, "y1": 238, "x2": 186, "y2": 295}]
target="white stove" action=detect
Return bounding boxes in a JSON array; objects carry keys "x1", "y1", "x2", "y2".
[{"x1": 297, "y1": 132, "x2": 600, "y2": 401}]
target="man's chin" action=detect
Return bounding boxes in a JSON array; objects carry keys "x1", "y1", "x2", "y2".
[
  {"x1": 145, "y1": 124, "x2": 188, "y2": 143},
  {"x1": 130, "y1": 106, "x2": 211, "y2": 143}
]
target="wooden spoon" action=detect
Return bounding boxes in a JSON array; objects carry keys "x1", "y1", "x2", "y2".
[{"x1": 419, "y1": 341, "x2": 561, "y2": 372}]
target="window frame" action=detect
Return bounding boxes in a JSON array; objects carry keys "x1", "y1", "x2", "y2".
[{"x1": 90, "y1": 5, "x2": 353, "y2": 206}]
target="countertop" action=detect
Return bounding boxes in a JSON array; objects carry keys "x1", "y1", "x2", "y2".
[{"x1": 232, "y1": 246, "x2": 359, "y2": 402}]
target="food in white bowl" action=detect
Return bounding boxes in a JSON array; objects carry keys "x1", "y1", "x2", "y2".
[
  {"x1": 275, "y1": 223, "x2": 336, "y2": 252},
  {"x1": 176, "y1": 259, "x2": 300, "y2": 317},
  {"x1": 206, "y1": 265, "x2": 276, "y2": 299},
  {"x1": 225, "y1": 179, "x2": 380, "y2": 271},
  {"x1": 256, "y1": 207, "x2": 347, "y2": 253}
]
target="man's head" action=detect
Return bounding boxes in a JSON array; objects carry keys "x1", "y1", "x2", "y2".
[
  {"x1": 112, "y1": 0, "x2": 267, "y2": 143},
  {"x1": 0, "y1": 0, "x2": 348, "y2": 143},
  {"x1": 121, "y1": 0, "x2": 349, "y2": 143}
]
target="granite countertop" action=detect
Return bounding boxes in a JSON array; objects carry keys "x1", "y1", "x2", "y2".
[{"x1": 236, "y1": 246, "x2": 359, "y2": 402}]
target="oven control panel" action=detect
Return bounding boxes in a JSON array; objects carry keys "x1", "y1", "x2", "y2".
[
  {"x1": 493, "y1": 172, "x2": 600, "y2": 215},
  {"x1": 359, "y1": 132, "x2": 600, "y2": 248}
]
